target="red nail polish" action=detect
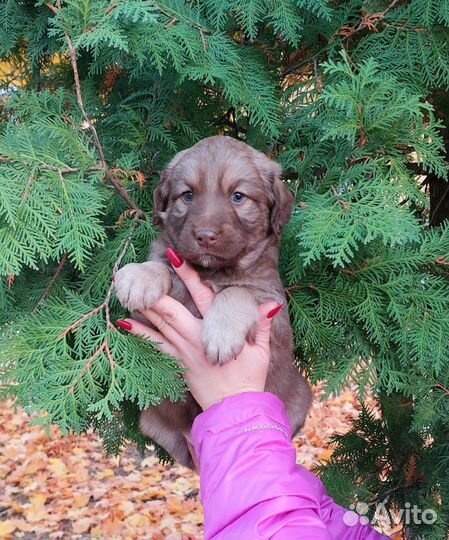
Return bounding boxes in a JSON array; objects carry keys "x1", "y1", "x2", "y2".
[
  {"x1": 116, "y1": 319, "x2": 132, "y2": 330},
  {"x1": 267, "y1": 303, "x2": 283, "y2": 319},
  {"x1": 166, "y1": 247, "x2": 184, "y2": 268}
]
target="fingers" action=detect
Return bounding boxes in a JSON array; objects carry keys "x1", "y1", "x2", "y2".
[
  {"x1": 253, "y1": 301, "x2": 282, "y2": 350},
  {"x1": 141, "y1": 295, "x2": 202, "y2": 343},
  {"x1": 166, "y1": 248, "x2": 214, "y2": 316},
  {"x1": 117, "y1": 318, "x2": 178, "y2": 357}
]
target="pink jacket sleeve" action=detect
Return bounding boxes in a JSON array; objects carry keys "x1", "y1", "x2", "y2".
[{"x1": 192, "y1": 392, "x2": 389, "y2": 540}]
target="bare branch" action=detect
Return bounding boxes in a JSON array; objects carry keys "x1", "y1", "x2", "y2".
[{"x1": 33, "y1": 254, "x2": 69, "y2": 313}]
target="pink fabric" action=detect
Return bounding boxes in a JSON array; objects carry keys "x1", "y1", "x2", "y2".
[{"x1": 192, "y1": 392, "x2": 389, "y2": 540}]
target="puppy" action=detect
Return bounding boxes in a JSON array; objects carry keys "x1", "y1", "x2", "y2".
[{"x1": 114, "y1": 135, "x2": 312, "y2": 467}]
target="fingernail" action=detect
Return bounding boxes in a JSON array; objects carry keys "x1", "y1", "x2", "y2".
[
  {"x1": 111, "y1": 275, "x2": 115, "y2": 282},
  {"x1": 116, "y1": 319, "x2": 132, "y2": 330},
  {"x1": 166, "y1": 247, "x2": 184, "y2": 268},
  {"x1": 267, "y1": 303, "x2": 283, "y2": 319}
]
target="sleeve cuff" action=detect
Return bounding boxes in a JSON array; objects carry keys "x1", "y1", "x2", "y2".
[{"x1": 192, "y1": 391, "x2": 293, "y2": 447}]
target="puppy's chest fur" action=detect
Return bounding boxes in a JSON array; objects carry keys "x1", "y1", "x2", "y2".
[{"x1": 151, "y1": 237, "x2": 284, "y2": 315}]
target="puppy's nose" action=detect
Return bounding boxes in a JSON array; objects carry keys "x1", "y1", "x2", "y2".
[{"x1": 195, "y1": 229, "x2": 219, "y2": 248}]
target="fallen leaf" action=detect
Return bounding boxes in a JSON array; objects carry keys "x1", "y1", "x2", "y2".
[
  {"x1": 48, "y1": 458, "x2": 68, "y2": 478},
  {"x1": 72, "y1": 517, "x2": 95, "y2": 534},
  {"x1": 24, "y1": 505, "x2": 49, "y2": 523},
  {"x1": 96, "y1": 468, "x2": 115, "y2": 479},
  {"x1": 126, "y1": 513, "x2": 151, "y2": 528},
  {"x1": 0, "y1": 521, "x2": 17, "y2": 538},
  {"x1": 317, "y1": 449, "x2": 334, "y2": 462},
  {"x1": 73, "y1": 494, "x2": 90, "y2": 508},
  {"x1": 29, "y1": 494, "x2": 47, "y2": 506}
]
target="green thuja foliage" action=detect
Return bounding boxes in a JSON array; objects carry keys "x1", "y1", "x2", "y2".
[{"x1": 1, "y1": 1, "x2": 449, "y2": 537}]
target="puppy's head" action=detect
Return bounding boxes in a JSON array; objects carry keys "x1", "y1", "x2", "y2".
[{"x1": 154, "y1": 136, "x2": 294, "y2": 269}]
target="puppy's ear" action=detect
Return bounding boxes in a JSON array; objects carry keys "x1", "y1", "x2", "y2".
[
  {"x1": 153, "y1": 149, "x2": 189, "y2": 227},
  {"x1": 255, "y1": 153, "x2": 295, "y2": 237},
  {"x1": 153, "y1": 170, "x2": 170, "y2": 227},
  {"x1": 270, "y1": 174, "x2": 295, "y2": 237}
]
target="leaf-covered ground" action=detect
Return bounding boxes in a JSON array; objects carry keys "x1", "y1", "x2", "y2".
[{"x1": 0, "y1": 386, "x2": 372, "y2": 539}]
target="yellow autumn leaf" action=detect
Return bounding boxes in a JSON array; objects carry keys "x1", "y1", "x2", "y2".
[
  {"x1": 24, "y1": 505, "x2": 49, "y2": 523},
  {"x1": 73, "y1": 494, "x2": 91, "y2": 508},
  {"x1": 29, "y1": 494, "x2": 47, "y2": 506},
  {"x1": 0, "y1": 521, "x2": 17, "y2": 538},
  {"x1": 126, "y1": 513, "x2": 151, "y2": 529},
  {"x1": 317, "y1": 449, "x2": 334, "y2": 462},
  {"x1": 48, "y1": 458, "x2": 68, "y2": 478},
  {"x1": 96, "y1": 468, "x2": 114, "y2": 479}
]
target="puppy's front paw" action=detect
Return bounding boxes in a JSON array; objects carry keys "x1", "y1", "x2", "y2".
[
  {"x1": 201, "y1": 288, "x2": 260, "y2": 365},
  {"x1": 202, "y1": 313, "x2": 247, "y2": 365},
  {"x1": 114, "y1": 261, "x2": 171, "y2": 312}
]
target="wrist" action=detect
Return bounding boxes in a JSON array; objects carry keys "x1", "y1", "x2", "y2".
[{"x1": 201, "y1": 388, "x2": 265, "y2": 410}]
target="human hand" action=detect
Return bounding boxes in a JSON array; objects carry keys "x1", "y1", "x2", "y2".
[{"x1": 116, "y1": 248, "x2": 282, "y2": 410}]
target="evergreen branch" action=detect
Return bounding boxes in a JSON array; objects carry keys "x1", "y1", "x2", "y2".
[
  {"x1": 0, "y1": 155, "x2": 103, "y2": 175},
  {"x1": 47, "y1": 2, "x2": 144, "y2": 218},
  {"x1": 57, "y1": 302, "x2": 106, "y2": 340},
  {"x1": 69, "y1": 340, "x2": 108, "y2": 394},
  {"x1": 282, "y1": 46, "x2": 328, "y2": 77},
  {"x1": 284, "y1": 284, "x2": 304, "y2": 295},
  {"x1": 153, "y1": 2, "x2": 211, "y2": 35},
  {"x1": 57, "y1": 212, "x2": 142, "y2": 337}
]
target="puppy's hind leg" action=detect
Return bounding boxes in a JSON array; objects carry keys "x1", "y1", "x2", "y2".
[{"x1": 139, "y1": 407, "x2": 194, "y2": 469}]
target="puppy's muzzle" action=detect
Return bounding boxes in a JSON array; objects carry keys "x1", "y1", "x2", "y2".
[{"x1": 194, "y1": 228, "x2": 220, "y2": 249}]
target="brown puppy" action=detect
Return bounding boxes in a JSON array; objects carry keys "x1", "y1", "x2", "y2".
[{"x1": 114, "y1": 135, "x2": 311, "y2": 467}]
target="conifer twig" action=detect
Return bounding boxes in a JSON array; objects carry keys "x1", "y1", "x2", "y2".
[
  {"x1": 338, "y1": 0, "x2": 404, "y2": 40},
  {"x1": 0, "y1": 156, "x2": 104, "y2": 176},
  {"x1": 434, "y1": 383, "x2": 449, "y2": 397},
  {"x1": 57, "y1": 303, "x2": 106, "y2": 340},
  {"x1": 284, "y1": 284, "x2": 303, "y2": 296},
  {"x1": 435, "y1": 256, "x2": 449, "y2": 267},
  {"x1": 69, "y1": 341, "x2": 108, "y2": 393}
]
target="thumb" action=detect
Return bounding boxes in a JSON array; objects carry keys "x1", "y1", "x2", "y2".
[
  {"x1": 254, "y1": 301, "x2": 283, "y2": 348},
  {"x1": 166, "y1": 247, "x2": 214, "y2": 317}
]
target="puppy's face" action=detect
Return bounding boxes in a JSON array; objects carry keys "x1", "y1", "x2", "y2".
[{"x1": 154, "y1": 136, "x2": 294, "y2": 269}]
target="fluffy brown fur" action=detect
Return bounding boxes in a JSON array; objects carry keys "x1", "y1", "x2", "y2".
[{"x1": 114, "y1": 135, "x2": 312, "y2": 467}]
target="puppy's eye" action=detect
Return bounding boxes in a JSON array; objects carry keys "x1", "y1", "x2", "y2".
[
  {"x1": 231, "y1": 192, "x2": 246, "y2": 204},
  {"x1": 182, "y1": 191, "x2": 193, "y2": 203}
]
